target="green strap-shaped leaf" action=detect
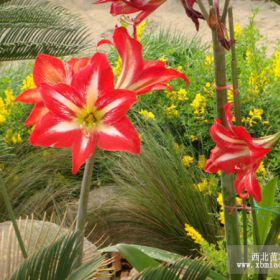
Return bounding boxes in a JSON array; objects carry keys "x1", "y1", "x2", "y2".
[
  {"x1": 116, "y1": 244, "x2": 160, "y2": 272},
  {"x1": 103, "y1": 244, "x2": 228, "y2": 280},
  {"x1": 256, "y1": 177, "x2": 278, "y2": 245}
]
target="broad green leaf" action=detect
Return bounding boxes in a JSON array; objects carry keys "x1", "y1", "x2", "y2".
[
  {"x1": 116, "y1": 244, "x2": 160, "y2": 272},
  {"x1": 103, "y1": 244, "x2": 227, "y2": 280},
  {"x1": 257, "y1": 177, "x2": 278, "y2": 245}
]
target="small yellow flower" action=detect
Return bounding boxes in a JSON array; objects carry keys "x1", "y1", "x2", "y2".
[
  {"x1": 177, "y1": 88, "x2": 188, "y2": 101},
  {"x1": 185, "y1": 223, "x2": 204, "y2": 245},
  {"x1": 166, "y1": 104, "x2": 178, "y2": 118},
  {"x1": 182, "y1": 155, "x2": 193, "y2": 167},
  {"x1": 197, "y1": 155, "x2": 206, "y2": 170},
  {"x1": 139, "y1": 109, "x2": 155, "y2": 120},
  {"x1": 191, "y1": 135, "x2": 199, "y2": 141},
  {"x1": 256, "y1": 161, "x2": 266, "y2": 177},
  {"x1": 197, "y1": 179, "x2": 208, "y2": 192},
  {"x1": 173, "y1": 143, "x2": 184, "y2": 153},
  {"x1": 21, "y1": 74, "x2": 36, "y2": 91},
  {"x1": 136, "y1": 21, "x2": 147, "y2": 41},
  {"x1": 177, "y1": 66, "x2": 183, "y2": 72},
  {"x1": 234, "y1": 23, "x2": 242, "y2": 36},
  {"x1": 113, "y1": 57, "x2": 122, "y2": 77},
  {"x1": 159, "y1": 55, "x2": 168, "y2": 62}
]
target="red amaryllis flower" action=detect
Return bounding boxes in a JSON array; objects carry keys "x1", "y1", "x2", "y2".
[
  {"x1": 93, "y1": 0, "x2": 167, "y2": 26},
  {"x1": 205, "y1": 104, "x2": 280, "y2": 202},
  {"x1": 14, "y1": 55, "x2": 90, "y2": 126},
  {"x1": 98, "y1": 26, "x2": 190, "y2": 94},
  {"x1": 30, "y1": 52, "x2": 140, "y2": 174},
  {"x1": 180, "y1": 0, "x2": 204, "y2": 31}
]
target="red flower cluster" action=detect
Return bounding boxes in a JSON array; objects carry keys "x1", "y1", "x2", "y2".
[
  {"x1": 15, "y1": 27, "x2": 189, "y2": 174},
  {"x1": 205, "y1": 104, "x2": 280, "y2": 202}
]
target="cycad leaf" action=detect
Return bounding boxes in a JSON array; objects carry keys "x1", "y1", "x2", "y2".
[
  {"x1": 134, "y1": 257, "x2": 212, "y2": 280},
  {"x1": 0, "y1": 0, "x2": 12, "y2": 4},
  {"x1": 7, "y1": 230, "x2": 106, "y2": 280},
  {"x1": 0, "y1": 0, "x2": 92, "y2": 61},
  {"x1": 0, "y1": 0, "x2": 84, "y2": 31}
]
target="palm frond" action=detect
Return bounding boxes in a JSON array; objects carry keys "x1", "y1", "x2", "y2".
[
  {"x1": 134, "y1": 257, "x2": 212, "y2": 280},
  {"x1": 0, "y1": 0, "x2": 92, "y2": 61},
  {"x1": 0, "y1": 214, "x2": 107, "y2": 279},
  {"x1": 7, "y1": 230, "x2": 110, "y2": 280},
  {"x1": 0, "y1": 0, "x2": 11, "y2": 5},
  {"x1": 0, "y1": 0, "x2": 84, "y2": 31}
]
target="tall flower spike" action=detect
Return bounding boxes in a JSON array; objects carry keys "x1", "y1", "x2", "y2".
[
  {"x1": 29, "y1": 52, "x2": 140, "y2": 174},
  {"x1": 93, "y1": 0, "x2": 167, "y2": 27},
  {"x1": 97, "y1": 26, "x2": 190, "y2": 95},
  {"x1": 205, "y1": 104, "x2": 280, "y2": 202},
  {"x1": 14, "y1": 55, "x2": 90, "y2": 126}
]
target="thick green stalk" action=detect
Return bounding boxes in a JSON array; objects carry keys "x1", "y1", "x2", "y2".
[
  {"x1": 211, "y1": 27, "x2": 242, "y2": 280},
  {"x1": 221, "y1": 0, "x2": 230, "y2": 24},
  {"x1": 228, "y1": 8, "x2": 248, "y2": 272},
  {"x1": 0, "y1": 173, "x2": 27, "y2": 259},
  {"x1": 75, "y1": 150, "x2": 97, "y2": 267},
  {"x1": 196, "y1": 0, "x2": 209, "y2": 20}
]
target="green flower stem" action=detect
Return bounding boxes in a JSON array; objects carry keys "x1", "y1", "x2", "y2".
[
  {"x1": 228, "y1": 8, "x2": 248, "y2": 273},
  {"x1": 75, "y1": 149, "x2": 97, "y2": 268},
  {"x1": 0, "y1": 173, "x2": 27, "y2": 259},
  {"x1": 211, "y1": 25, "x2": 242, "y2": 280}
]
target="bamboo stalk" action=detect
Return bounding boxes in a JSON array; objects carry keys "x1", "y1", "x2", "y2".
[
  {"x1": 211, "y1": 24, "x2": 242, "y2": 280},
  {"x1": 228, "y1": 9, "x2": 248, "y2": 275}
]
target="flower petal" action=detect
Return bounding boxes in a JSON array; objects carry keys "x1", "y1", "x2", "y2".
[
  {"x1": 67, "y1": 57, "x2": 90, "y2": 74},
  {"x1": 111, "y1": 26, "x2": 144, "y2": 90},
  {"x1": 97, "y1": 116, "x2": 140, "y2": 154},
  {"x1": 72, "y1": 130, "x2": 97, "y2": 174},
  {"x1": 72, "y1": 52, "x2": 115, "y2": 112},
  {"x1": 126, "y1": 66, "x2": 190, "y2": 94},
  {"x1": 24, "y1": 102, "x2": 49, "y2": 126},
  {"x1": 14, "y1": 88, "x2": 42, "y2": 104},
  {"x1": 95, "y1": 89, "x2": 137, "y2": 125},
  {"x1": 30, "y1": 113, "x2": 79, "y2": 148},
  {"x1": 234, "y1": 169, "x2": 262, "y2": 202},
  {"x1": 39, "y1": 83, "x2": 85, "y2": 121},
  {"x1": 33, "y1": 54, "x2": 73, "y2": 86}
]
